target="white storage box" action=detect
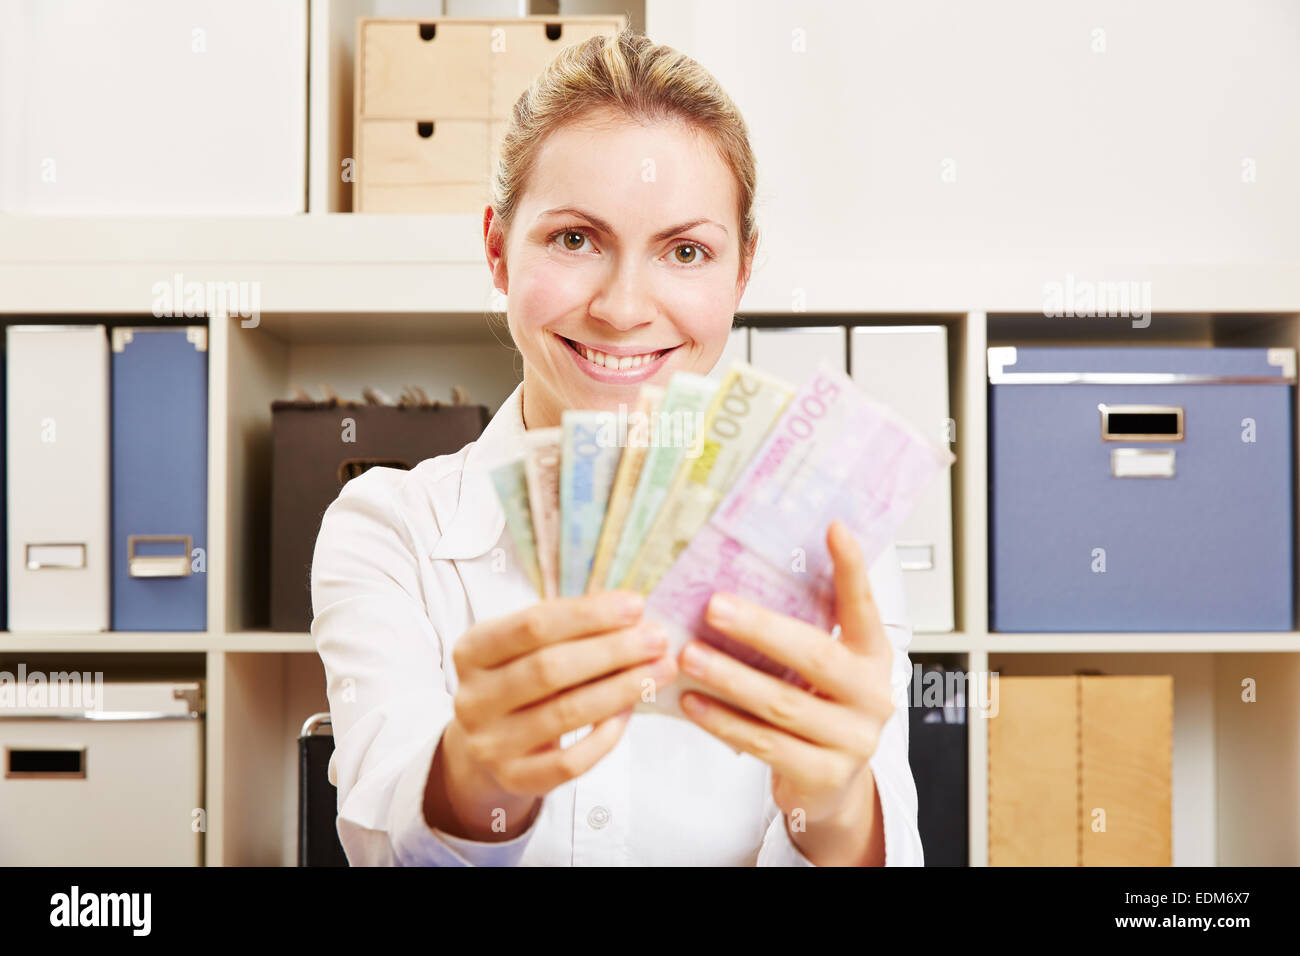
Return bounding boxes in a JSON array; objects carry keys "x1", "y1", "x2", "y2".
[
  {"x1": 0, "y1": 0, "x2": 307, "y2": 214},
  {"x1": 0, "y1": 678, "x2": 204, "y2": 865}
]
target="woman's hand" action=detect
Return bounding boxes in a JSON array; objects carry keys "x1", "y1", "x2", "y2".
[
  {"x1": 675, "y1": 520, "x2": 895, "y2": 865},
  {"x1": 425, "y1": 589, "x2": 679, "y2": 842}
]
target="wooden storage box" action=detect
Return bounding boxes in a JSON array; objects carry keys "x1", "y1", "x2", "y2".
[
  {"x1": 988, "y1": 674, "x2": 1173, "y2": 866},
  {"x1": 354, "y1": 15, "x2": 624, "y2": 213},
  {"x1": 487, "y1": 21, "x2": 623, "y2": 116},
  {"x1": 357, "y1": 119, "x2": 493, "y2": 213},
  {"x1": 361, "y1": 21, "x2": 496, "y2": 118}
]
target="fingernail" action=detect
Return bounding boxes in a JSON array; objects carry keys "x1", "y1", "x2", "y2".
[
  {"x1": 708, "y1": 592, "x2": 737, "y2": 625},
  {"x1": 618, "y1": 590, "x2": 644, "y2": 620},
  {"x1": 834, "y1": 521, "x2": 858, "y2": 552},
  {"x1": 680, "y1": 642, "x2": 709, "y2": 678},
  {"x1": 642, "y1": 622, "x2": 668, "y2": 652},
  {"x1": 681, "y1": 693, "x2": 706, "y2": 717}
]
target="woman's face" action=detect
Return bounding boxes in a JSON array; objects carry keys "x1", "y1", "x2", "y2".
[{"x1": 484, "y1": 109, "x2": 752, "y2": 429}]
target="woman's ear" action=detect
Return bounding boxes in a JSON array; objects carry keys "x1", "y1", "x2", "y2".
[
  {"x1": 483, "y1": 205, "x2": 509, "y2": 295},
  {"x1": 734, "y1": 232, "x2": 758, "y2": 307}
]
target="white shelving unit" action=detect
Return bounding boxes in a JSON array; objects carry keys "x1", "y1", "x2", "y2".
[
  {"x1": 3, "y1": 218, "x2": 1297, "y2": 866},
  {"x1": 1, "y1": 0, "x2": 1297, "y2": 867}
]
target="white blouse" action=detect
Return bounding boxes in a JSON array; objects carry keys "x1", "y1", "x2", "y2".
[{"x1": 311, "y1": 381, "x2": 924, "y2": 866}]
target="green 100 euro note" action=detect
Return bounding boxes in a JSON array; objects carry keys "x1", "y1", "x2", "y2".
[{"x1": 600, "y1": 373, "x2": 717, "y2": 591}]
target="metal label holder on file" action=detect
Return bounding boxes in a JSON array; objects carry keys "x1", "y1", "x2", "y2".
[
  {"x1": 126, "y1": 534, "x2": 193, "y2": 578},
  {"x1": 896, "y1": 542, "x2": 936, "y2": 571},
  {"x1": 1110, "y1": 448, "x2": 1176, "y2": 479},
  {"x1": 4, "y1": 746, "x2": 87, "y2": 780},
  {"x1": 25, "y1": 543, "x2": 86, "y2": 570},
  {"x1": 1100, "y1": 404, "x2": 1182, "y2": 479},
  {"x1": 1099, "y1": 403, "x2": 1185, "y2": 442}
]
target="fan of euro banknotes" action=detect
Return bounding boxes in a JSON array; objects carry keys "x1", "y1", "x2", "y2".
[{"x1": 490, "y1": 361, "x2": 955, "y2": 717}]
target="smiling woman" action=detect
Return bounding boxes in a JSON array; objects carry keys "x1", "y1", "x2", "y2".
[
  {"x1": 484, "y1": 31, "x2": 757, "y2": 426},
  {"x1": 310, "y1": 28, "x2": 923, "y2": 868},
  {"x1": 494, "y1": 142, "x2": 741, "y2": 402}
]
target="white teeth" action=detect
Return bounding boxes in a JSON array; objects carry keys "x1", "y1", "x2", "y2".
[{"x1": 572, "y1": 339, "x2": 664, "y2": 369}]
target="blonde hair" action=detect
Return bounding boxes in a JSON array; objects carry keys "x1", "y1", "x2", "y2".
[{"x1": 490, "y1": 28, "x2": 758, "y2": 271}]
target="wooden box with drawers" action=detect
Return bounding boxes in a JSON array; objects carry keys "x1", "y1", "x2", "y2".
[{"x1": 354, "y1": 16, "x2": 625, "y2": 213}]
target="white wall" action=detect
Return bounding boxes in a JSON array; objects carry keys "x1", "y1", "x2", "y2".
[{"x1": 646, "y1": 0, "x2": 1300, "y2": 272}]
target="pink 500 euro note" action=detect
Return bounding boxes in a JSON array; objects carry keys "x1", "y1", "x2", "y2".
[{"x1": 639, "y1": 363, "x2": 955, "y2": 718}]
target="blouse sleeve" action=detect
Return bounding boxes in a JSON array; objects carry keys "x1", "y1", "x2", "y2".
[
  {"x1": 310, "y1": 469, "x2": 542, "y2": 866},
  {"x1": 866, "y1": 617, "x2": 925, "y2": 866}
]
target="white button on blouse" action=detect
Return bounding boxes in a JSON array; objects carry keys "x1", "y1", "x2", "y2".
[{"x1": 311, "y1": 381, "x2": 925, "y2": 866}]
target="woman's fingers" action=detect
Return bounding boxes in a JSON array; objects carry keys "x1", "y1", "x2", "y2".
[
  {"x1": 703, "y1": 592, "x2": 865, "y2": 703},
  {"x1": 679, "y1": 639, "x2": 878, "y2": 758},
  {"x1": 697, "y1": 521, "x2": 893, "y2": 701},
  {"x1": 679, "y1": 692, "x2": 859, "y2": 796},
  {"x1": 496, "y1": 709, "x2": 633, "y2": 796},
  {"x1": 827, "y1": 520, "x2": 889, "y2": 659},
  {"x1": 473, "y1": 655, "x2": 678, "y2": 761},
  {"x1": 454, "y1": 589, "x2": 645, "y2": 670},
  {"x1": 462, "y1": 620, "x2": 670, "y2": 719}
]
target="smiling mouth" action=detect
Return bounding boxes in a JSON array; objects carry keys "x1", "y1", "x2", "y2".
[{"x1": 558, "y1": 335, "x2": 679, "y2": 370}]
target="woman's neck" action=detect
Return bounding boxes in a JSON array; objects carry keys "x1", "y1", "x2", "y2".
[{"x1": 520, "y1": 371, "x2": 563, "y2": 431}]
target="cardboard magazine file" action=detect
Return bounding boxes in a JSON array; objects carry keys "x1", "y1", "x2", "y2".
[{"x1": 269, "y1": 393, "x2": 490, "y2": 632}]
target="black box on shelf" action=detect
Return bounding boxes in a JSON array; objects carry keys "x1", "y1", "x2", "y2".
[
  {"x1": 907, "y1": 661, "x2": 969, "y2": 866},
  {"x1": 269, "y1": 398, "x2": 489, "y2": 632}
]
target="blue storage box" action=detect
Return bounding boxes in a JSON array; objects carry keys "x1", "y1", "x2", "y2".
[
  {"x1": 111, "y1": 327, "x2": 208, "y2": 631},
  {"x1": 989, "y1": 346, "x2": 1295, "y2": 632}
]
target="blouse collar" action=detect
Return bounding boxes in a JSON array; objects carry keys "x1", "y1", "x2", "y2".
[{"x1": 427, "y1": 380, "x2": 526, "y2": 561}]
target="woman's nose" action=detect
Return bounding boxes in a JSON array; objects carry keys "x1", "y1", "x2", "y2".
[{"x1": 587, "y1": 261, "x2": 653, "y2": 332}]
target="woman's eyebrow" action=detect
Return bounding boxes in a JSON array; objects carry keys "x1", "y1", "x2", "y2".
[{"x1": 537, "y1": 207, "x2": 728, "y2": 241}]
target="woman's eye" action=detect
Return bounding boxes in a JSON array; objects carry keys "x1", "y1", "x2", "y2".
[
  {"x1": 560, "y1": 230, "x2": 588, "y2": 252},
  {"x1": 552, "y1": 229, "x2": 708, "y2": 263}
]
